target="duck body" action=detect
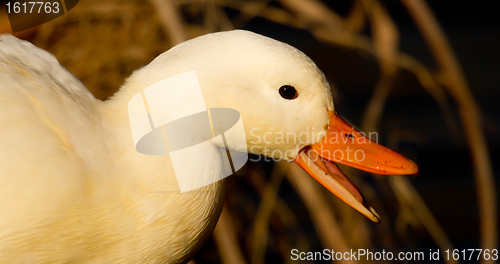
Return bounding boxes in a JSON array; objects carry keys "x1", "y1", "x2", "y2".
[{"x1": 0, "y1": 34, "x2": 224, "y2": 263}]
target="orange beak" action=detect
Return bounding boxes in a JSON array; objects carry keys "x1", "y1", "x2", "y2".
[{"x1": 294, "y1": 111, "x2": 418, "y2": 223}]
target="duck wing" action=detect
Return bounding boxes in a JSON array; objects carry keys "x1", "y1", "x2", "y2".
[{"x1": 0, "y1": 35, "x2": 104, "y2": 261}]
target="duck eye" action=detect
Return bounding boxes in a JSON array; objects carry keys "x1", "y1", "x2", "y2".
[{"x1": 279, "y1": 85, "x2": 298, "y2": 100}]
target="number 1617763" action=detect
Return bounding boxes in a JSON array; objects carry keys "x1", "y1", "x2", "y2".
[{"x1": 6, "y1": 2, "x2": 61, "y2": 14}]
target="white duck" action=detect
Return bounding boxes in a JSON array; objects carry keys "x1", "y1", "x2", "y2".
[{"x1": 0, "y1": 30, "x2": 417, "y2": 263}]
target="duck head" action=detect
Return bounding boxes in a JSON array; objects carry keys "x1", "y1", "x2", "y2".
[{"x1": 131, "y1": 30, "x2": 418, "y2": 222}]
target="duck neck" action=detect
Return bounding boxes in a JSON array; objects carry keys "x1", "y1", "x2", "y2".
[{"x1": 98, "y1": 80, "x2": 226, "y2": 262}]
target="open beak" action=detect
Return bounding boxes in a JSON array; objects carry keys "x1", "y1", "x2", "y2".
[{"x1": 294, "y1": 111, "x2": 418, "y2": 223}]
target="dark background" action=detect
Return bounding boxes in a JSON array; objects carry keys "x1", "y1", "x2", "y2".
[{"x1": 217, "y1": 1, "x2": 500, "y2": 262}]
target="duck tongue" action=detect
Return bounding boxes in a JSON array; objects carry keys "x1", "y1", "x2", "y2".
[{"x1": 294, "y1": 147, "x2": 380, "y2": 223}]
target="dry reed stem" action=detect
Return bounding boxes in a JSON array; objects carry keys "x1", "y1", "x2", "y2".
[
  {"x1": 354, "y1": 1, "x2": 456, "y2": 260},
  {"x1": 387, "y1": 131, "x2": 458, "y2": 264},
  {"x1": 363, "y1": 0, "x2": 399, "y2": 74},
  {"x1": 396, "y1": 54, "x2": 462, "y2": 145},
  {"x1": 227, "y1": 0, "x2": 270, "y2": 29},
  {"x1": 213, "y1": 206, "x2": 247, "y2": 264},
  {"x1": 343, "y1": 0, "x2": 366, "y2": 33},
  {"x1": 361, "y1": 72, "x2": 395, "y2": 134},
  {"x1": 400, "y1": 0, "x2": 497, "y2": 258},
  {"x1": 278, "y1": 0, "x2": 343, "y2": 29},
  {"x1": 244, "y1": 168, "x2": 312, "y2": 255},
  {"x1": 249, "y1": 165, "x2": 285, "y2": 264},
  {"x1": 283, "y1": 161, "x2": 354, "y2": 264},
  {"x1": 148, "y1": 0, "x2": 188, "y2": 45},
  {"x1": 391, "y1": 177, "x2": 459, "y2": 264},
  {"x1": 360, "y1": 0, "x2": 398, "y2": 132}
]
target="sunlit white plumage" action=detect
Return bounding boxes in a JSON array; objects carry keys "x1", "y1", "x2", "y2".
[{"x1": 0, "y1": 30, "x2": 334, "y2": 263}]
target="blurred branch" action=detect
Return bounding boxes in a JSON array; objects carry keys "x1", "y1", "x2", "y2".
[
  {"x1": 357, "y1": 2, "x2": 457, "y2": 263},
  {"x1": 283, "y1": 162, "x2": 354, "y2": 264},
  {"x1": 249, "y1": 165, "x2": 285, "y2": 264},
  {"x1": 230, "y1": 0, "x2": 270, "y2": 28},
  {"x1": 392, "y1": 177, "x2": 459, "y2": 264},
  {"x1": 360, "y1": 0, "x2": 399, "y2": 133},
  {"x1": 400, "y1": 0, "x2": 497, "y2": 258},
  {"x1": 213, "y1": 206, "x2": 247, "y2": 264},
  {"x1": 387, "y1": 131, "x2": 458, "y2": 264},
  {"x1": 343, "y1": 0, "x2": 366, "y2": 33},
  {"x1": 148, "y1": 0, "x2": 188, "y2": 45},
  {"x1": 361, "y1": 72, "x2": 394, "y2": 134},
  {"x1": 278, "y1": 0, "x2": 343, "y2": 30},
  {"x1": 244, "y1": 166, "x2": 311, "y2": 261}
]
